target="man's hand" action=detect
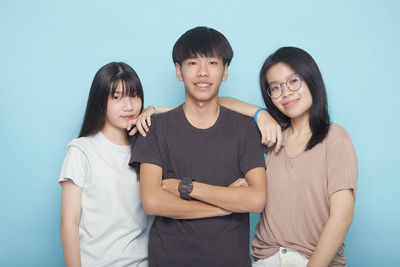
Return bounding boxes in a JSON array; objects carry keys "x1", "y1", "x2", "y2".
[
  {"x1": 161, "y1": 178, "x2": 180, "y2": 197},
  {"x1": 229, "y1": 178, "x2": 248, "y2": 187}
]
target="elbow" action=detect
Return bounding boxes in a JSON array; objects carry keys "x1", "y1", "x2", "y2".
[
  {"x1": 331, "y1": 213, "x2": 353, "y2": 231},
  {"x1": 141, "y1": 195, "x2": 159, "y2": 216},
  {"x1": 344, "y1": 215, "x2": 353, "y2": 228},
  {"x1": 252, "y1": 200, "x2": 266, "y2": 213},
  {"x1": 340, "y1": 211, "x2": 354, "y2": 228},
  {"x1": 60, "y1": 219, "x2": 78, "y2": 237},
  {"x1": 249, "y1": 193, "x2": 267, "y2": 213}
]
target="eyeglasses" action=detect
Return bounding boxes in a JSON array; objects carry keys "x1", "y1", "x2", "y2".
[{"x1": 266, "y1": 75, "x2": 302, "y2": 99}]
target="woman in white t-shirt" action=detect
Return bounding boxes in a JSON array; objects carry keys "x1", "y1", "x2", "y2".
[{"x1": 59, "y1": 62, "x2": 152, "y2": 267}]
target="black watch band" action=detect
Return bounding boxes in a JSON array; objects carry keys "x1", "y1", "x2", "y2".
[{"x1": 178, "y1": 178, "x2": 193, "y2": 200}]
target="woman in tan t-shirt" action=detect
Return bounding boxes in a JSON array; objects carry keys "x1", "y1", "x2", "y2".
[
  {"x1": 229, "y1": 47, "x2": 357, "y2": 267},
  {"x1": 215, "y1": 47, "x2": 358, "y2": 267}
]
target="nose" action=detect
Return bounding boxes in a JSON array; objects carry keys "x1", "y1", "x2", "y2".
[
  {"x1": 281, "y1": 82, "x2": 292, "y2": 98},
  {"x1": 122, "y1": 97, "x2": 134, "y2": 111},
  {"x1": 197, "y1": 62, "x2": 208, "y2": 77}
]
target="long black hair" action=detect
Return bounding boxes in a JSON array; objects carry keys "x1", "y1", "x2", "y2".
[
  {"x1": 79, "y1": 62, "x2": 144, "y2": 137},
  {"x1": 260, "y1": 47, "x2": 330, "y2": 150}
]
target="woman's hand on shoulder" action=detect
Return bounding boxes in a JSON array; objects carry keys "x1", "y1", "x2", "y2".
[{"x1": 256, "y1": 110, "x2": 284, "y2": 152}]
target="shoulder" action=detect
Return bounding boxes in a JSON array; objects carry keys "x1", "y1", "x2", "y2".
[
  {"x1": 151, "y1": 105, "x2": 183, "y2": 128},
  {"x1": 220, "y1": 107, "x2": 260, "y2": 139},
  {"x1": 66, "y1": 135, "x2": 97, "y2": 156},
  {"x1": 222, "y1": 106, "x2": 251, "y2": 121},
  {"x1": 155, "y1": 105, "x2": 182, "y2": 120},
  {"x1": 326, "y1": 124, "x2": 353, "y2": 143},
  {"x1": 221, "y1": 106, "x2": 254, "y2": 127},
  {"x1": 324, "y1": 124, "x2": 356, "y2": 156},
  {"x1": 68, "y1": 135, "x2": 93, "y2": 148}
]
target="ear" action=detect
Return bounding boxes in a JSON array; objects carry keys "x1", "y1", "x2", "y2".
[
  {"x1": 175, "y1": 63, "x2": 183, "y2": 81},
  {"x1": 222, "y1": 63, "x2": 228, "y2": 81}
]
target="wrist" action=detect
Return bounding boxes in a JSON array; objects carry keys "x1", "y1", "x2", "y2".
[
  {"x1": 178, "y1": 178, "x2": 194, "y2": 200},
  {"x1": 254, "y1": 107, "x2": 267, "y2": 124},
  {"x1": 150, "y1": 105, "x2": 157, "y2": 114}
]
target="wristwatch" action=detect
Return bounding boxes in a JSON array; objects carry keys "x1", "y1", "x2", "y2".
[{"x1": 178, "y1": 178, "x2": 193, "y2": 200}]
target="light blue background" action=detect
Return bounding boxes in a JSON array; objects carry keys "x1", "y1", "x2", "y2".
[{"x1": 1, "y1": 0, "x2": 399, "y2": 266}]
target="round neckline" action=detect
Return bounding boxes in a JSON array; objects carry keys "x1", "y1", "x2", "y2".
[
  {"x1": 95, "y1": 131, "x2": 130, "y2": 152},
  {"x1": 179, "y1": 104, "x2": 224, "y2": 133},
  {"x1": 283, "y1": 129, "x2": 306, "y2": 159}
]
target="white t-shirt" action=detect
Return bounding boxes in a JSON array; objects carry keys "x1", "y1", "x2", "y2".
[{"x1": 59, "y1": 132, "x2": 152, "y2": 267}]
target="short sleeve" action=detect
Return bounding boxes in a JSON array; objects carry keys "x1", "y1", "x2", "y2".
[
  {"x1": 58, "y1": 145, "x2": 89, "y2": 188},
  {"x1": 327, "y1": 126, "x2": 358, "y2": 198},
  {"x1": 130, "y1": 117, "x2": 163, "y2": 168},
  {"x1": 239, "y1": 121, "x2": 266, "y2": 175}
]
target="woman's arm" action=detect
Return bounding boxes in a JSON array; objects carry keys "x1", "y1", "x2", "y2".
[
  {"x1": 130, "y1": 98, "x2": 283, "y2": 152},
  {"x1": 306, "y1": 189, "x2": 355, "y2": 267},
  {"x1": 219, "y1": 97, "x2": 283, "y2": 152},
  {"x1": 60, "y1": 180, "x2": 82, "y2": 267}
]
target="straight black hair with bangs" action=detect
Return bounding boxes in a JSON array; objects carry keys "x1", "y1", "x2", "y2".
[
  {"x1": 260, "y1": 47, "x2": 330, "y2": 150},
  {"x1": 172, "y1": 26, "x2": 234, "y2": 66},
  {"x1": 79, "y1": 62, "x2": 144, "y2": 138}
]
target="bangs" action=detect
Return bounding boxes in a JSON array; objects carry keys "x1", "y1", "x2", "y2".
[
  {"x1": 184, "y1": 36, "x2": 219, "y2": 59},
  {"x1": 110, "y1": 78, "x2": 140, "y2": 98}
]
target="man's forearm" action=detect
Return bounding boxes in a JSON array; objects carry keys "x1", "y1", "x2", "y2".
[
  {"x1": 143, "y1": 188, "x2": 230, "y2": 219},
  {"x1": 190, "y1": 181, "x2": 266, "y2": 213}
]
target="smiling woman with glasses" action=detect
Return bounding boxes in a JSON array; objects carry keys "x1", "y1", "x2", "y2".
[{"x1": 250, "y1": 47, "x2": 358, "y2": 267}]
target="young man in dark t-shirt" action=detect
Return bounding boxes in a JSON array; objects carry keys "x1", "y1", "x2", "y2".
[{"x1": 131, "y1": 26, "x2": 267, "y2": 267}]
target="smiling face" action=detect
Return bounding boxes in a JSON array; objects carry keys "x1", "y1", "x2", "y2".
[
  {"x1": 175, "y1": 55, "x2": 228, "y2": 103},
  {"x1": 267, "y1": 62, "x2": 312, "y2": 121},
  {"x1": 104, "y1": 81, "x2": 142, "y2": 133}
]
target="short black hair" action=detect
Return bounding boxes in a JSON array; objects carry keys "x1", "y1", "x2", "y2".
[
  {"x1": 172, "y1": 26, "x2": 233, "y2": 66},
  {"x1": 79, "y1": 62, "x2": 144, "y2": 138},
  {"x1": 260, "y1": 47, "x2": 330, "y2": 150}
]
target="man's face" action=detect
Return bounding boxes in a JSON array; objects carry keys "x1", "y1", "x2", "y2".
[{"x1": 176, "y1": 55, "x2": 228, "y2": 103}]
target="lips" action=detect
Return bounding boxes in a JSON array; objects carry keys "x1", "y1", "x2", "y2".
[
  {"x1": 283, "y1": 99, "x2": 299, "y2": 108},
  {"x1": 121, "y1": 115, "x2": 134, "y2": 121}
]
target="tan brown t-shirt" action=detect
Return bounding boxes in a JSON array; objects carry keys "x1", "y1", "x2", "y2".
[{"x1": 251, "y1": 124, "x2": 358, "y2": 266}]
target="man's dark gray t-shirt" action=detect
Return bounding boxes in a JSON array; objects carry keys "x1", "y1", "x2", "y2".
[{"x1": 130, "y1": 105, "x2": 266, "y2": 267}]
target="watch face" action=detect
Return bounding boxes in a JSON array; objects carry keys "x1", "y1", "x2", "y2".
[{"x1": 179, "y1": 178, "x2": 193, "y2": 200}]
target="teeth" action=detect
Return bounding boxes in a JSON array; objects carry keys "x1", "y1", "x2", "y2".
[{"x1": 195, "y1": 83, "x2": 211, "y2": 87}]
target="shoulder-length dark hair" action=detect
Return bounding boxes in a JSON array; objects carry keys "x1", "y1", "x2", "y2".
[
  {"x1": 79, "y1": 62, "x2": 144, "y2": 138},
  {"x1": 260, "y1": 47, "x2": 330, "y2": 150}
]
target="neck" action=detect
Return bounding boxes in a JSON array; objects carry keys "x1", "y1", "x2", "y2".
[
  {"x1": 183, "y1": 97, "x2": 220, "y2": 129},
  {"x1": 101, "y1": 126, "x2": 129, "y2": 146},
  {"x1": 289, "y1": 112, "x2": 311, "y2": 137}
]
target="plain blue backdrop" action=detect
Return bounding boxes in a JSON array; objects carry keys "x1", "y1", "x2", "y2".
[{"x1": 1, "y1": 0, "x2": 399, "y2": 266}]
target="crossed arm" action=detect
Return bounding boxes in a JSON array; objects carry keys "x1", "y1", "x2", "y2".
[{"x1": 140, "y1": 163, "x2": 267, "y2": 219}]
